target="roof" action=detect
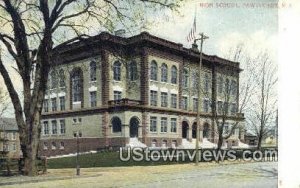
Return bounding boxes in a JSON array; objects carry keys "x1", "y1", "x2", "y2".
[
  {"x1": 53, "y1": 32, "x2": 242, "y2": 71},
  {"x1": 0, "y1": 118, "x2": 18, "y2": 131}
]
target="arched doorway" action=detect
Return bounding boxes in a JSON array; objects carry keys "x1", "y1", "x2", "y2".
[
  {"x1": 182, "y1": 121, "x2": 189, "y2": 138},
  {"x1": 129, "y1": 117, "x2": 139, "y2": 138},
  {"x1": 203, "y1": 123, "x2": 210, "y2": 138},
  {"x1": 192, "y1": 123, "x2": 197, "y2": 139}
]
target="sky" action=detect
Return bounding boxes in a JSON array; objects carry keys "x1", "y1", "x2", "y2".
[{"x1": 145, "y1": 0, "x2": 278, "y2": 61}]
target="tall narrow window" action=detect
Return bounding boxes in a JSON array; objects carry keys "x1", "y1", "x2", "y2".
[
  {"x1": 113, "y1": 61, "x2": 121, "y2": 81},
  {"x1": 43, "y1": 121, "x2": 49, "y2": 135},
  {"x1": 161, "y1": 63, "x2": 168, "y2": 82},
  {"x1": 71, "y1": 69, "x2": 83, "y2": 102},
  {"x1": 231, "y1": 80, "x2": 237, "y2": 96},
  {"x1": 193, "y1": 98, "x2": 198, "y2": 112},
  {"x1": 204, "y1": 73, "x2": 210, "y2": 92},
  {"x1": 203, "y1": 99, "x2": 209, "y2": 113},
  {"x1": 182, "y1": 69, "x2": 189, "y2": 87},
  {"x1": 161, "y1": 117, "x2": 167, "y2": 133},
  {"x1": 225, "y1": 78, "x2": 230, "y2": 94},
  {"x1": 181, "y1": 96, "x2": 188, "y2": 110},
  {"x1": 192, "y1": 71, "x2": 198, "y2": 88},
  {"x1": 171, "y1": 94, "x2": 177, "y2": 108},
  {"x1": 217, "y1": 101, "x2": 223, "y2": 114},
  {"x1": 59, "y1": 96, "x2": 65, "y2": 111},
  {"x1": 231, "y1": 103, "x2": 237, "y2": 115},
  {"x1": 90, "y1": 91, "x2": 97, "y2": 107},
  {"x1": 171, "y1": 118, "x2": 177, "y2": 133},
  {"x1": 161, "y1": 92, "x2": 168, "y2": 107},
  {"x1": 52, "y1": 120, "x2": 57, "y2": 135},
  {"x1": 59, "y1": 69, "x2": 65, "y2": 88},
  {"x1": 150, "y1": 90, "x2": 158, "y2": 106},
  {"x1": 90, "y1": 61, "x2": 97, "y2": 81},
  {"x1": 128, "y1": 61, "x2": 137, "y2": 81},
  {"x1": 112, "y1": 117, "x2": 122, "y2": 133},
  {"x1": 218, "y1": 76, "x2": 223, "y2": 94},
  {"x1": 114, "y1": 91, "x2": 122, "y2": 100},
  {"x1": 60, "y1": 120, "x2": 66, "y2": 134},
  {"x1": 51, "y1": 98, "x2": 57, "y2": 111},
  {"x1": 150, "y1": 61, "x2": 158, "y2": 81},
  {"x1": 43, "y1": 99, "x2": 49, "y2": 112},
  {"x1": 150, "y1": 117, "x2": 157, "y2": 132},
  {"x1": 50, "y1": 71, "x2": 57, "y2": 89},
  {"x1": 171, "y1": 66, "x2": 177, "y2": 84}
]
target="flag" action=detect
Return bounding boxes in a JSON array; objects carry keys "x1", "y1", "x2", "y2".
[{"x1": 186, "y1": 16, "x2": 196, "y2": 43}]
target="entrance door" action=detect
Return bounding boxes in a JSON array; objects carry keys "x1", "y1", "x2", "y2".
[
  {"x1": 182, "y1": 121, "x2": 189, "y2": 138},
  {"x1": 129, "y1": 117, "x2": 139, "y2": 138}
]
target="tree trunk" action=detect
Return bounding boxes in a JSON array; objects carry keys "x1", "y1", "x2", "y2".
[
  {"x1": 217, "y1": 132, "x2": 223, "y2": 150},
  {"x1": 257, "y1": 133, "x2": 263, "y2": 150}
]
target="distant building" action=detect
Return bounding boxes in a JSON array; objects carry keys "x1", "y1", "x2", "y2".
[
  {"x1": 40, "y1": 32, "x2": 245, "y2": 156},
  {"x1": 0, "y1": 118, "x2": 21, "y2": 159},
  {"x1": 244, "y1": 132, "x2": 258, "y2": 146}
]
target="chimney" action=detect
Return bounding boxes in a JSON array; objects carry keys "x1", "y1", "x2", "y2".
[{"x1": 114, "y1": 29, "x2": 126, "y2": 37}]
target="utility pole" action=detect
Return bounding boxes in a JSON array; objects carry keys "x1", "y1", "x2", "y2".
[
  {"x1": 76, "y1": 131, "x2": 80, "y2": 176},
  {"x1": 195, "y1": 33, "x2": 209, "y2": 166}
]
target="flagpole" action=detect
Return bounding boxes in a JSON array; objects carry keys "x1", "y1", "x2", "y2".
[{"x1": 194, "y1": 33, "x2": 209, "y2": 166}]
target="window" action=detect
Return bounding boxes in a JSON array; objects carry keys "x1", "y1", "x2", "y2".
[
  {"x1": 113, "y1": 61, "x2": 121, "y2": 81},
  {"x1": 59, "y1": 96, "x2": 65, "y2": 111},
  {"x1": 181, "y1": 96, "x2": 188, "y2": 110},
  {"x1": 223, "y1": 123, "x2": 229, "y2": 135},
  {"x1": 150, "y1": 90, "x2": 157, "y2": 106},
  {"x1": 90, "y1": 61, "x2": 97, "y2": 81},
  {"x1": 171, "y1": 65, "x2": 177, "y2": 84},
  {"x1": 171, "y1": 118, "x2": 177, "y2": 133},
  {"x1": 71, "y1": 69, "x2": 83, "y2": 102},
  {"x1": 60, "y1": 120, "x2": 66, "y2": 134},
  {"x1": 182, "y1": 69, "x2": 189, "y2": 87},
  {"x1": 204, "y1": 73, "x2": 210, "y2": 92},
  {"x1": 52, "y1": 120, "x2": 57, "y2": 135},
  {"x1": 59, "y1": 69, "x2": 65, "y2": 87},
  {"x1": 112, "y1": 117, "x2": 122, "y2": 133},
  {"x1": 128, "y1": 61, "x2": 138, "y2": 81},
  {"x1": 43, "y1": 142, "x2": 48, "y2": 150},
  {"x1": 12, "y1": 143, "x2": 16, "y2": 151},
  {"x1": 192, "y1": 71, "x2": 199, "y2": 88},
  {"x1": 3, "y1": 143, "x2": 9, "y2": 151},
  {"x1": 218, "y1": 77, "x2": 223, "y2": 94},
  {"x1": 60, "y1": 142, "x2": 65, "y2": 150},
  {"x1": 51, "y1": 98, "x2": 57, "y2": 111},
  {"x1": 44, "y1": 99, "x2": 49, "y2": 112},
  {"x1": 193, "y1": 98, "x2": 198, "y2": 112},
  {"x1": 224, "y1": 102, "x2": 229, "y2": 115},
  {"x1": 203, "y1": 99, "x2": 209, "y2": 113},
  {"x1": 225, "y1": 78, "x2": 230, "y2": 94},
  {"x1": 161, "y1": 63, "x2": 168, "y2": 82},
  {"x1": 161, "y1": 117, "x2": 167, "y2": 133},
  {"x1": 90, "y1": 91, "x2": 97, "y2": 107},
  {"x1": 51, "y1": 142, "x2": 56, "y2": 150},
  {"x1": 161, "y1": 92, "x2": 168, "y2": 107},
  {"x1": 114, "y1": 91, "x2": 122, "y2": 100},
  {"x1": 171, "y1": 94, "x2": 177, "y2": 108},
  {"x1": 231, "y1": 103, "x2": 237, "y2": 115},
  {"x1": 231, "y1": 80, "x2": 237, "y2": 96},
  {"x1": 217, "y1": 101, "x2": 223, "y2": 114},
  {"x1": 150, "y1": 61, "x2": 158, "y2": 81},
  {"x1": 12, "y1": 132, "x2": 16, "y2": 140},
  {"x1": 50, "y1": 71, "x2": 57, "y2": 89},
  {"x1": 43, "y1": 121, "x2": 49, "y2": 135},
  {"x1": 150, "y1": 117, "x2": 157, "y2": 132}
]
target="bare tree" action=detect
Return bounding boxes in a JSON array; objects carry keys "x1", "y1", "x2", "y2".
[
  {"x1": 246, "y1": 52, "x2": 277, "y2": 150},
  {"x1": 0, "y1": 0, "x2": 181, "y2": 176},
  {"x1": 0, "y1": 86, "x2": 9, "y2": 118}
]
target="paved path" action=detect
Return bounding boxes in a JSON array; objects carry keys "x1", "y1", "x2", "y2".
[{"x1": 0, "y1": 162, "x2": 277, "y2": 188}]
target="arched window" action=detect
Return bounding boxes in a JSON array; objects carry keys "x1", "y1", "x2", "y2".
[
  {"x1": 71, "y1": 69, "x2": 83, "y2": 102},
  {"x1": 182, "y1": 69, "x2": 189, "y2": 87},
  {"x1": 128, "y1": 61, "x2": 137, "y2": 81},
  {"x1": 59, "y1": 69, "x2": 65, "y2": 88},
  {"x1": 113, "y1": 61, "x2": 121, "y2": 81},
  {"x1": 203, "y1": 123, "x2": 210, "y2": 138},
  {"x1": 204, "y1": 73, "x2": 209, "y2": 92},
  {"x1": 90, "y1": 61, "x2": 97, "y2": 81},
  {"x1": 112, "y1": 117, "x2": 122, "y2": 133},
  {"x1": 171, "y1": 65, "x2": 177, "y2": 84},
  {"x1": 161, "y1": 63, "x2": 168, "y2": 82},
  {"x1": 218, "y1": 76, "x2": 223, "y2": 94},
  {"x1": 150, "y1": 60, "x2": 157, "y2": 81},
  {"x1": 50, "y1": 71, "x2": 57, "y2": 89}
]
